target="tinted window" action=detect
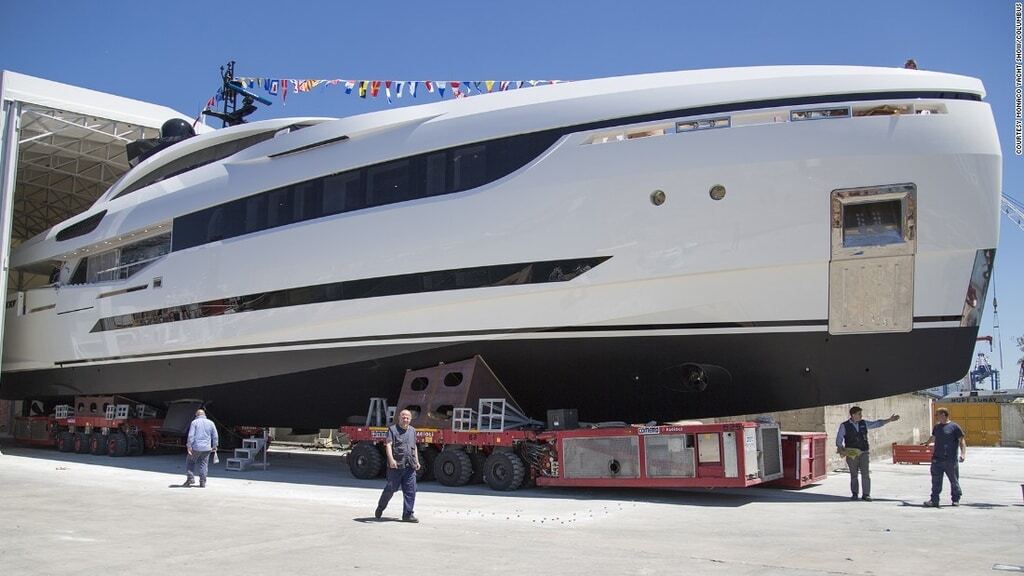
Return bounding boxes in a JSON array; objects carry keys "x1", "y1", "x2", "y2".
[
  {"x1": 453, "y1": 145, "x2": 487, "y2": 191},
  {"x1": 293, "y1": 180, "x2": 322, "y2": 221},
  {"x1": 267, "y1": 188, "x2": 294, "y2": 229},
  {"x1": 244, "y1": 195, "x2": 266, "y2": 233},
  {"x1": 367, "y1": 160, "x2": 411, "y2": 206},
  {"x1": 425, "y1": 152, "x2": 447, "y2": 196},
  {"x1": 91, "y1": 256, "x2": 610, "y2": 332},
  {"x1": 172, "y1": 129, "x2": 561, "y2": 252},
  {"x1": 323, "y1": 171, "x2": 365, "y2": 214}
]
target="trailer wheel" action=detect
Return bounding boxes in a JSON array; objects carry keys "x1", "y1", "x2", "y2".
[
  {"x1": 433, "y1": 449, "x2": 473, "y2": 486},
  {"x1": 416, "y1": 446, "x2": 438, "y2": 482},
  {"x1": 108, "y1": 433, "x2": 129, "y2": 457},
  {"x1": 89, "y1": 434, "x2": 106, "y2": 455},
  {"x1": 468, "y1": 450, "x2": 486, "y2": 484},
  {"x1": 127, "y1": 435, "x2": 144, "y2": 456},
  {"x1": 484, "y1": 451, "x2": 525, "y2": 491},
  {"x1": 74, "y1": 432, "x2": 91, "y2": 454},
  {"x1": 57, "y1": 431, "x2": 75, "y2": 452},
  {"x1": 349, "y1": 443, "x2": 384, "y2": 479}
]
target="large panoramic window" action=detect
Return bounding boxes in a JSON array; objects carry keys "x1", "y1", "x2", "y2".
[
  {"x1": 171, "y1": 129, "x2": 562, "y2": 252},
  {"x1": 72, "y1": 232, "x2": 172, "y2": 284}
]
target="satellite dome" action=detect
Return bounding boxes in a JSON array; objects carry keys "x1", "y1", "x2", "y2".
[{"x1": 161, "y1": 118, "x2": 196, "y2": 139}]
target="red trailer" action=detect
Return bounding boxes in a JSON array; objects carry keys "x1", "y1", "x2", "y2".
[
  {"x1": 13, "y1": 396, "x2": 202, "y2": 457},
  {"x1": 340, "y1": 400, "x2": 784, "y2": 492}
]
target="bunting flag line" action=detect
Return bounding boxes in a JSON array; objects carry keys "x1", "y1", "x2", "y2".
[{"x1": 227, "y1": 73, "x2": 568, "y2": 106}]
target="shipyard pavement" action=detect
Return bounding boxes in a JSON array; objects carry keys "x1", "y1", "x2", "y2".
[{"x1": 0, "y1": 441, "x2": 1021, "y2": 576}]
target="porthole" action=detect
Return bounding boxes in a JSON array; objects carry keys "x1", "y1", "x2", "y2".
[
  {"x1": 443, "y1": 372, "x2": 464, "y2": 387},
  {"x1": 709, "y1": 185, "x2": 726, "y2": 201},
  {"x1": 410, "y1": 377, "x2": 429, "y2": 392},
  {"x1": 650, "y1": 190, "x2": 666, "y2": 206}
]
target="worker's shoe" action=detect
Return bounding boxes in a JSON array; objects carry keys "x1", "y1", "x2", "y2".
[
  {"x1": 951, "y1": 501, "x2": 960, "y2": 507},
  {"x1": 861, "y1": 495, "x2": 872, "y2": 502},
  {"x1": 198, "y1": 482, "x2": 206, "y2": 488},
  {"x1": 374, "y1": 507, "x2": 383, "y2": 520},
  {"x1": 923, "y1": 500, "x2": 940, "y2": 508},
  {"x1": 402, "y1": 515, "x2": 419, "y2": 523},
  {"x1": 849, "y1": 494, "x2": 859, "y2": 501},
  {"x1": 181, "y1": 479, "x2": 194, "y2": 488}
]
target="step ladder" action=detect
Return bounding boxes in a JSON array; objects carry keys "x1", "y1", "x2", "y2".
[
  {"x1": 365, "y1": 397, "x2": 394, "y2": 427},
  {"x1": 226, "y1": 430, "x2": 270, "y2": 471}
]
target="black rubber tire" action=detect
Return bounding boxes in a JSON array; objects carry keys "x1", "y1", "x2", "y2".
[
  {"x1": 416, "y1": 446, "x2": 438, "y2": 482},
  {"x1": 89, "y1": 433, "x2": 106, "y2": 455},
  {"x1": 483, "y1": 450, "x2": 526, "y2": 491},
  {"x1": 127, "y1": 434, "x2": 144, "y2": 456},
  {"x1": 57, "y1": 431, "x2": 75, "y2": 452},
  {"x1": 433, "y1": 449, "x2": 473, "y2": 487},
  {"x1": 74, "y1": 432, "x2": 91, "y2": 454},
  {"x1": 107, "y1": 433, "x2": 128, "y2": 457},
  {"x1": 349, "y1": 442, "x2": 384, "y2": 479},
  {"x1": 468, "y1": 450, "x2": 487, "y2": 484}
]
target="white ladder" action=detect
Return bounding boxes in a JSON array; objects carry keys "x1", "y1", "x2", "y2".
[{"x1": 226, "y1": 430, "x2": 270, "y2": 471}]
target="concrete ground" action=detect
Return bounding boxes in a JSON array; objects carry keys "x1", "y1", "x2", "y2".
[{"x1": 0, "y1": 441, "x2": 1021, "y2": 576}]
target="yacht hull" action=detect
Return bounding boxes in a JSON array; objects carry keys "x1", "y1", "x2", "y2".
[{"x1": 0, "y1": 325, "x2": 976, "y2": 427}]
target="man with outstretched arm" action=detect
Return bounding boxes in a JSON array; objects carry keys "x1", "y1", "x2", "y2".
[{"x1": 835, "y1": 406, "x2": 900, "y2": 501}]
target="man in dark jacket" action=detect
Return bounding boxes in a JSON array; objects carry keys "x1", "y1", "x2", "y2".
[
  {"x1": 835, "y1": 406, "x2": 899, "y2": 501},
  {"x1": 922, "y1": 407, "x2": 966, "y2": 508},
  {"x1": 375, "y1": 409, "x2": 421, "y2": 522}
]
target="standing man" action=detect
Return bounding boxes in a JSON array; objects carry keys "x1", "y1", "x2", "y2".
[
  {"x1": 183, "y1": 408, "x2": 218, "y2": 488},
  {"x1": 835, "y1": 406, "x2": 900, "y2": 501},
  {"x1": 375, "y1": 409, "x2": 421, "y2": 523},
  {"x1": 922, "y1": 407, "x2": 966, "y2": 508}
]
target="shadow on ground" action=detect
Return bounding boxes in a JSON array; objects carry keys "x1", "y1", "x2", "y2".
[{"x1": 2, "y1": 439, "x2": 852, "y2": 507}]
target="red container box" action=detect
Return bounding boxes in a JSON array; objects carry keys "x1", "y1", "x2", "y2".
[{"x1": 767, "y1": 432, "x2": 827, "y2": 489}]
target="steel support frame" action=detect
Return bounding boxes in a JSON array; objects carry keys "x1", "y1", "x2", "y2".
[{"x1": 0, "y1": 97, "x2": 23, "y2": 378}]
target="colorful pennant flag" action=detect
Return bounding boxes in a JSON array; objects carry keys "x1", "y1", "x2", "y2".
[{"x1": 230, "y1": 74, "x2": 568, "y2": 106}]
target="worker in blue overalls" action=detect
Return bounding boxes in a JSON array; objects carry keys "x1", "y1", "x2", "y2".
[{"x1": 375, "y1": 409, "x2": 421, "y2": 522}]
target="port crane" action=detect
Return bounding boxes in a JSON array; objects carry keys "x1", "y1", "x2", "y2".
[{"x1": 998, "y1": 194, "x2": 1024, "y2": 389}]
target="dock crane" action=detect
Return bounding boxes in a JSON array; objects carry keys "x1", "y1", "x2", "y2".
[
  {"x1": 970, "y1": 336, "x2": 1000, "y2": 391},
  {"x1": 998, "y1": 194, "x2": 1024, "y2": 389},
  {"x1": 1002, "y1": 193, "x2": 1024, "y2": 233}
]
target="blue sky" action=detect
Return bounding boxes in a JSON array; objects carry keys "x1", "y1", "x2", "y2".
[{"x1": 1, "y1": 1, "x2": 1020, "y2": 385}]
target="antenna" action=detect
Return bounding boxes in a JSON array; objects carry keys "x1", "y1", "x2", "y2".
[{"x1": 202, "y1": 61, "x2": 270, "y2": 127}]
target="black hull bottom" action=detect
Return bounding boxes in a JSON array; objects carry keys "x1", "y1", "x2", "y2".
[{"x1": 1, "y1": 327, "x2": 976, "y2": 428}]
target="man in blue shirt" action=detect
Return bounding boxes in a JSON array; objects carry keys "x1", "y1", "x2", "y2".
[
  {"x1": 183, "y1": 409, "x2": 218, "y2": 488},
  {"x1": 922, "y1": 407, "x2": 966, "y2": 508},
  {"x1": 835, "y1": 406, "x2": 900, "y2": 501},
  {"x1": 375, "y1": 409, "x2": 421, "y2": 522}
]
